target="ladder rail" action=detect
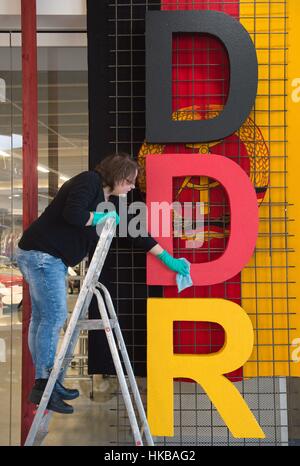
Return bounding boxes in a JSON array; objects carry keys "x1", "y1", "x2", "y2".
[
  {"x1": 94, "y1": 289, "x2": 143, "y2": 446},
  {"x1": 96, "y1": 282, "x2": 154, "y2": 446}
]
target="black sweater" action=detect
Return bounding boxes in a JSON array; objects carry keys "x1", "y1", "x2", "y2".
[{"x1": 18, "y1": 170, "x2": 157, "y2": 267}]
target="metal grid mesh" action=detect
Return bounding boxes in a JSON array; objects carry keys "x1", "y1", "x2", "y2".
[{"x1": 105, "y1": 0, "x2": 293, "y2": 446}]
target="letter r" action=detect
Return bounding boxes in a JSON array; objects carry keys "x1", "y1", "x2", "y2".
[{"x1": 147, "y1": 297, "x2": 265, "y2": 438}]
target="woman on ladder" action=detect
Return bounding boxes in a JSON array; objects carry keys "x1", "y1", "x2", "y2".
[{"x1": 16, "y1": 152, "x2": 189, "y2": 414}]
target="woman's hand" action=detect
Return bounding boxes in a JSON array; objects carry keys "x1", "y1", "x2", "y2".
[
  {"x1": 157, "y1": 250, "x2": 190, "y2": 276},
  {"x1": 92, "y1": 211, "x2": 120, "y2": 226}
]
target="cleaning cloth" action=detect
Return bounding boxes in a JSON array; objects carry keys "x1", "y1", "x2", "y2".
[{"x1": 176, "y1": 258, "x2": 193, "y2": 293}]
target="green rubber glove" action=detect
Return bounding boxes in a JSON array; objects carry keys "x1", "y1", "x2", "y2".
[
  {"x1": 157, "y1": 250, "x2": 190, "y2": 276},
  {"x1": 92, "y1": 211, "x2": 120, "y2": 226}
]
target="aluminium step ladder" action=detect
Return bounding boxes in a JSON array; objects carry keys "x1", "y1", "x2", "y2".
[{"x1": 24, "y1": 217, "x2": 154, "y2": 446}]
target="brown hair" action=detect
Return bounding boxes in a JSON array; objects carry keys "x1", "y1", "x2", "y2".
[{"x1": 94, "y1": 152, "x2": 139, "y2": 190}]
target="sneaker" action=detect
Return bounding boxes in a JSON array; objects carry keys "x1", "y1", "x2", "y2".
[
  {"x1": 54, "y1": 380, "x2": 80, "y2": 400},
  {"x1": 29, "y1": 386, "x2": 74, "y2": 414}
]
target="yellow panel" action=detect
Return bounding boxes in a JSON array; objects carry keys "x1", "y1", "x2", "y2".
[
  {"x1": 240, "y1": 0, "x2": 300, "y2": 378},
  {"x1": 286, "y1": 0, "x2": 300, "y2": 376},
  {"x1": 147, "y1": 298, "x2": 265, "y2": 438}
]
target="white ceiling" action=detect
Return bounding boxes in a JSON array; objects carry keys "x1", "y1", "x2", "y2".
[
  {"x1": 0, "y1": 0, "x2": 87, "y2": 31},
  {"x1": 0, "y1": 0, "x2": 86, "y2": 16}
]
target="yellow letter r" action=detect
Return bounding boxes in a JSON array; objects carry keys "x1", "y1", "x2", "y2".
[{"x1": 147, "y1": 298, "x2": 265, "y2": 439}]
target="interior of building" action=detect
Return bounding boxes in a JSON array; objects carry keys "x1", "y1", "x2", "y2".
[{"x1": 1, "y1": 0, "x2": 300, "y2": 447}]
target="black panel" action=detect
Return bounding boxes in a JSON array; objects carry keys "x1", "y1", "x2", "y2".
[{"x1": 87, "y1": 0, "x2": 161, "y2": 376}]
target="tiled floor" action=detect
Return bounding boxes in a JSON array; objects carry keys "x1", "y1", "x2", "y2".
[
  {"x1": 0, "y1": 306, "x2": 146, "y2": 446},
  {"x1": 43, "y1": 373, "x2": 148, "y2": 445},
  {"x1": 44, "y1": 376, "x2": 125, "y2": 446},
  {"x1": 0, "y1": 291, "x2": 138, "y2": 446},
  {"x1": 0, "y1": 317, "x2": 22, "y2": 446}
]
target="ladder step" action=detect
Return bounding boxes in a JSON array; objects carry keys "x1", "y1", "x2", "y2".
[{"x1": 77, "y1": 319, "x2": 117, "y2": 331}]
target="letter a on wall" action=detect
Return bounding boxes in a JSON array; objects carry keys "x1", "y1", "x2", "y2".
[{"x1": 147, "y1": 298, "x2": 265, "y2": 438}]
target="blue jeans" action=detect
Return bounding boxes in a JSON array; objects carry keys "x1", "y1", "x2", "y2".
[{"x1": 16, "y1": 247, "x2": 68, "y2": 379}]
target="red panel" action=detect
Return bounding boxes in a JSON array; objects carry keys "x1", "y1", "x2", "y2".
[
  {"x1": 146, "y1": 153, "x2": 258, "y2": 285},
  {"x1": 162, "y1": 0, "x2": 239, "y2": 17},
  {"x1": 21, "y1": 0, "x2": 38, "y2": 445},
  {"x1": 157, "y1": 0, "x2": 243, "y2": 382}
]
